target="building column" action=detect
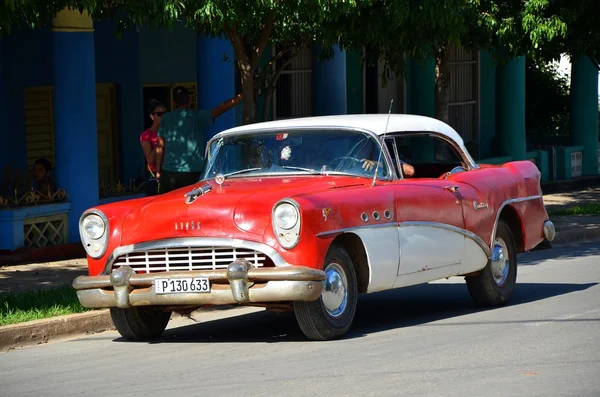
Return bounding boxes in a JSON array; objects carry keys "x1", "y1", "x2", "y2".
[
  {"x1": 570, "y1": 55, "x2": 599, "y2": 176},
  {"x1": 478, "y1": 50, "x2": 496, "y2": 159},
  {"x1": 345, "y1": 50, "x2": 363, "y2": 114},
  {"x1": 0, "y1": 40, "x2": 8, "y2": 172},
  {"x1": 197, "y1": 34, "x2": 236, "y2": 141},
  {"x1": 496, "y1": 56, "x2": 526, "y2": 161},
  {"x1": 52, "y1": 8, "x2": 99, "y2": 242},
  {"x1": 313, "y1": 45, "x2": 347, "y2": 115},
  {"x1": 409, "y1": 57, "x2": 436, "y2": 161}
]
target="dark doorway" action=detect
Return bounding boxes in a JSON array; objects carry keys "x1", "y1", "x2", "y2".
[
  {"x1": 365, "y1": 63, "x2": 379, "y2": 114},
  {"x1": 142, "y1": 86, "x2": 171, "y2": 130}
]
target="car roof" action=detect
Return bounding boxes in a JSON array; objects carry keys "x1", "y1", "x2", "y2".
[{"x1": 215, "y1": 114, "x2": 466, "y2": 148}]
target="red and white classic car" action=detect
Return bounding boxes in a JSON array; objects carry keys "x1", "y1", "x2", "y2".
[{"x1": 73, "y1": 114, "x2": 556, "y2": 341}]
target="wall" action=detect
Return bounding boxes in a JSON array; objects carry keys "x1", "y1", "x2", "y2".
[
  {"x1": 139, "y1": 23, "x2": 197, "y2": 84},
  {"x1": 1, "y1": 28, "x2": 54, "y2": 174},
  {"x1": 94, "y1": 19, "x2": 143, "y2": 182},
  {"x1": 478, "y1": 50, "x2": 496, "y2": 160}
]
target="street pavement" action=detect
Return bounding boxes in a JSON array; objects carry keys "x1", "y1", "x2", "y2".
[{"x1": 1, "y1": 241, "x2": 599, "y2": 397}]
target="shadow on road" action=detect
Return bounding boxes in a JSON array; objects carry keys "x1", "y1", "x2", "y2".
[
  {"x1": 519, "y1": 241, "x2": 600, "y2": 266},
  {"x1": 111, "y1": 281, "x2": 597, "y2": 345}
]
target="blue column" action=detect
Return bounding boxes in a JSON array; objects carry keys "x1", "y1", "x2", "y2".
[
  {"x1": 0, "y1": 40, "x2": 8, "y2": 172},
  {"x1": 197, "y1": 34, "x2": 237, "y2": 141},
  {"x1": 313, "y1": 45, "x2": 347, "y2": 115},
  {"x1": 52, "y1": 10, "x2": 99, "y2": 242},
  {"x1": 570, "y1": 55, "x2": 599, "y2": 176},
  {"x1": 496, "y1": 56, "x2": 526, "y2": 161}
]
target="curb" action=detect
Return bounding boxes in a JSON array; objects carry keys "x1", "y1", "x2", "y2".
[
  {"x1": 551, "y1": 228, "x2": 600, "y2": 246},
  {"x1": 0, "y1": 310, "x2": 114, "y2": 352}
]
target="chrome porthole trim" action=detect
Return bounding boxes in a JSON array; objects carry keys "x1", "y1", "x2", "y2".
[
  {"x1": 361, "y1": 212, "x2": 369, "y2": 222},
  {"x1": 384, "y1": 210, "x2": 392, "y2": 219},
  {"x1": 372, "y1": 211, "x2": 380, "y2": 221}
]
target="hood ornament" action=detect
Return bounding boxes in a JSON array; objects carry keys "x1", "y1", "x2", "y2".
[{"x1": 184, "y1": 183, "x2": 212, "y2": 205}]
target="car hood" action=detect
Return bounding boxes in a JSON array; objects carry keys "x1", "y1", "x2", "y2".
[{"x1": 119, "y1": 175, "x2": 365, "y2": 246}]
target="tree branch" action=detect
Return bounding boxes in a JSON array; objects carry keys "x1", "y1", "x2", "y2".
[
  {"x1": 251, "y1": 12, "x2": 274, "y2": 70},
  {"x1": 226, "y1": 25, "x2": 251, "y2": 79}
]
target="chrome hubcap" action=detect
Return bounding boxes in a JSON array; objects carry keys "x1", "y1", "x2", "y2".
[
  {"x1": 491, "y1": 238, "x2": 510, "y2": 286},
  {"x1": 321, "y1": 263, "x2": 348, "y2": 318}
]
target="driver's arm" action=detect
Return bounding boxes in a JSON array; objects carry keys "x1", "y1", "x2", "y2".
[{"x1": 401, "y1": 161, "x2": 414, "y2": 177}]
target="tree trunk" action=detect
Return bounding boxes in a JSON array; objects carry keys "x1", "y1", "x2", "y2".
[
  {"x1": 241, "y1": 71, "x2": 257, "y2": 124},
  {"x1": 434, "y1": 46, "x2": 451, "y2": 124}
]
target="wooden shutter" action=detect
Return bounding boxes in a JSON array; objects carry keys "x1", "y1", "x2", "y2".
[{"x1": 24, "y1": 87, "x2": 55, "y2": 169}]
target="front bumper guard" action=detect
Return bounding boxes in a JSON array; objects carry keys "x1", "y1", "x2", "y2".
[{"x1": 72, "y1": 259, "x2": 326, "y2": 309}]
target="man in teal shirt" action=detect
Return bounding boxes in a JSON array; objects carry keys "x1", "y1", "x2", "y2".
[{"x1": 155, "y1": 86, "x2": 242, "y2": 193}]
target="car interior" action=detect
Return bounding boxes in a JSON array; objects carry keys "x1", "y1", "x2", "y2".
[{"x1": 384, "y1": 134, "x2": 468, "y2": 179}]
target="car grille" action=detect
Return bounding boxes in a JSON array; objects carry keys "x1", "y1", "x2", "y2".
[{"x1": 112, "y1": 246, "x2": 271, "y2": 274}]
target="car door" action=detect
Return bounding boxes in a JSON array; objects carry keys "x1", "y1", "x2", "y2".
[{"x1": 392, "y1": 180, "x2": 466, "y2": 282}]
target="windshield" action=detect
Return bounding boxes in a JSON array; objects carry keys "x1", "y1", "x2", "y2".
[{"x1": 201, "y1": 129, "x2": 391, "y2": 180}]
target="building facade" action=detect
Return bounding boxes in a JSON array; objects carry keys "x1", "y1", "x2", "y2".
[{"x1": 0, "y1": 9, "x2": 598, "y2": 251}]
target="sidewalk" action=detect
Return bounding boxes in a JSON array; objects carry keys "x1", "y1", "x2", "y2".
[{"x1": 1, "y1": 186, "x2": 599, "y2": 351}]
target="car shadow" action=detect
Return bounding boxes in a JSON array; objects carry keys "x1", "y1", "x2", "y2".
[
  {"x1": 519, "y1": 241, "x2": 600, "y2": 266},
  {"x1": 111, "y1": 281, "x2": 597, "y2": 344}
]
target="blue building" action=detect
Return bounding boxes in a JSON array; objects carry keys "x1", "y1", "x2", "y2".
[{"x1": 0, "y1": 8, "x2": 598, "y2": 251}]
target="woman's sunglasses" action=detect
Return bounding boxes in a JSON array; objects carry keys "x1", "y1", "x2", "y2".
[{"x1": 152, "y1": 111, "x2": 166, "y2": 117}]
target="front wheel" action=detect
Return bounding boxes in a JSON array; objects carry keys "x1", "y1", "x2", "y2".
[
  {"x1": 293, "y1": 245, "x2": 358, "y2": 341},
  {"x1": 466, "y1": 220, "x2": 517, "y2": 306},
  {"x1": 110, "y1": 306, "x2": 172, "y2": 341}
]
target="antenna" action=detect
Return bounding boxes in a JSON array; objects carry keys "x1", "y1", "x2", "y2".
[{"x1": 371, "y1": 99, "x2": 393, "y2": 187}]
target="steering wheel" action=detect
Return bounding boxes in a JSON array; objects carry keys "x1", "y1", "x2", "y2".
[
  {"x1": 441, "y1": 166, "x2": 466, "y2": 180},
  {"x1": 328, "y1": 156, "x2": 363, "y2": 171}
]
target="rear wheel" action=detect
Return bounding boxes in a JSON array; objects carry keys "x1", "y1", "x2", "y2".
[
  {"x1": 466, "y1": 220, "x2": 517, "y2": 306},
  {"x1": 110, "y1": 306, "x2": 171, "y2": 341},
  {"x1": 293, "y1": 245, "x2": 358, "y2": 341}
]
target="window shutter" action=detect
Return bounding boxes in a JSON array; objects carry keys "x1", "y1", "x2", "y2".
[{"x1": 24, "y1": 87, "x2": 55, "y2": 169}]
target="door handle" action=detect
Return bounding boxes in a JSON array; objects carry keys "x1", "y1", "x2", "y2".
[{"x1": 444, "y1": 185, "x2": 459, "y2": 194}]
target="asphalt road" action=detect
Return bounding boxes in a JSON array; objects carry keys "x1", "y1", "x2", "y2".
[{"x1": 1, "y1": 242, "x2": 599, "y2": 397}]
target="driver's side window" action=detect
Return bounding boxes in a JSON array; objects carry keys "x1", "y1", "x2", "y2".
[{"x1": 385, "y1": 134, "x2": 465, "y2": 179}]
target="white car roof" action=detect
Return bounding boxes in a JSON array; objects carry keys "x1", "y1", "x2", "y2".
[{"x1": 215, "y1": 114, "x2": 466, "y2": 148}]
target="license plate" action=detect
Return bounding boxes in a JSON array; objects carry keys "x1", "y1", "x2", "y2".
[{"x1": 154, "y1": 278, "x2": 210, "y2": 294}]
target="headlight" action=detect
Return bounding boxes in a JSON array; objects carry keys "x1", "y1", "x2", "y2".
[
  {"x1": 79, "y1": 210, "x2": 109, "y2": 259},
  {"x1": 274, "y1": 203, "x2": 299, "y2": 230},
  {"x1": 272, "y1": 200, "x2": 301, "y2": 249},
  {"x1": 81, "y1": 214, "x2": 106, "y2": 239}
]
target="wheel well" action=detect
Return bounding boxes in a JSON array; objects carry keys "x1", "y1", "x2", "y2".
[
  {"x1": 331, "y1": 233, "x2": 370, "y2": 294},
  {"x1": 498, "y1": 205, "x2": 525, "y2": 252}
]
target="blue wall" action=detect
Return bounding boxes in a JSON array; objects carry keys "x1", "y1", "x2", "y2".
[
  {"x1": 139, "y1": 23, "x2": 197, "y2": 84},
  {"x1": 1, "y1": 28, "x2": 54, "y2": 174},
  {"x1": 312, "y1": 45, "x2": 347, "y2": 115},
  {"x1": 95, "y1": 19, "x2": 143, "y2": 182}
]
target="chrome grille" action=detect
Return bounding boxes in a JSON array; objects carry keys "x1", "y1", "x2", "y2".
[{"x1": 112, "y1": 247, "x2": 268, "y2": 273}]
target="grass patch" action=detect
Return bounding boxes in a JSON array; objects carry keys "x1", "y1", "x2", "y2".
[
  {"x1": 548, "y1": 203, "x2": 600, "y2": 216},
  {"x1": 0, "y1": 285, "x2": 92, "y2": 326}
]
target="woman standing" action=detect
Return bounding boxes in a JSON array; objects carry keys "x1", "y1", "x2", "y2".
[{"x1": 140, "y1": 99, "x2": 166, "y2": 196}]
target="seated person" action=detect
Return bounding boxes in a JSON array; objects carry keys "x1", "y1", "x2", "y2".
[
  {"x1": 358, "y1": 139, "x2": 415, "y2": 177},
  {"x1": 33, "y1": 158, "x2": 57, "y2": 198}
]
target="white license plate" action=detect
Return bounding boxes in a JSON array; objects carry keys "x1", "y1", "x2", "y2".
[{"x1": 154, "y1": 278, "x2": 210, "y2": 294}]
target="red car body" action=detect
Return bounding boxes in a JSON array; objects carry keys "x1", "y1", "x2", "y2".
[{"x1": 73, "y1": 114, "x2": 555, "y2": 341}]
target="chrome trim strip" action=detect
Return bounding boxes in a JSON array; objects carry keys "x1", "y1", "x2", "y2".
[
  {"x1": 316, "y1": 220, "x2": 490, "y2": 257},
  {"x1": 490, "y1": 195, "x2": 543, "y2": 246},
  {"x1": 399, "y1": 221, "x2": 491, "y2": 258},
  {"x1": 102, "y1": 238, "x2": 290, "y2": 275},
  {"x1": 316, "y1": 222, "x2": 398, "y2": 237}
]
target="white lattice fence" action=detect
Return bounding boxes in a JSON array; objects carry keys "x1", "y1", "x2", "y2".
[
  {"x1": 23, "y1": 214, "x2": 68, "y2": 248},
  {"x1": 570, "y1": 151, "x2": 583, "y2": 178}
]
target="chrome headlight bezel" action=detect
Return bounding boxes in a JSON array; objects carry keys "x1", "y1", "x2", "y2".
[
  {"x1": 272, "y1": 199, "x2": 301, "y2": 249},
  {"x1": 79, "y1": 210, "x2": 109, "y2": 259}
]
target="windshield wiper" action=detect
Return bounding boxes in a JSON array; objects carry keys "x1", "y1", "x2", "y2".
[
  {"x1": 222, "y1": 168, "x2": 263, "y2": 178},
  {"x1": 280, "y1": 166, "x2": 324, "y2": 175}
]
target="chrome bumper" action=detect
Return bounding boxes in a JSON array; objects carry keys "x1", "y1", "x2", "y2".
[
  {"x1": 72, "y1": 260, "x2": 326, "y2": 309},
  {"x1": 543, "y1": 220, "x2": 556, "y2": 242}
]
